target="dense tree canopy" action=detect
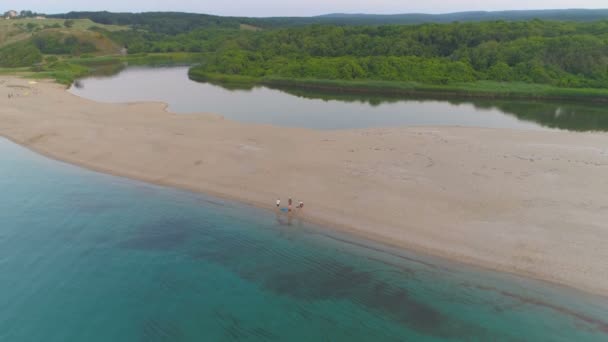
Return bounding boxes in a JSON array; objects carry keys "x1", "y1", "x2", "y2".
[
  {"x1": 32, "y1": 33, "x2": 97, "y2": 55},
  {"x1": 5, "y1": 14, "x2": 608, "y2": 89},
  {"x1": 50, "y1": 10, "x2": 608, "y2": 31},
  {"x1": 188, "y1": 20, "x2": 608, "y2": 87},
  {"x1": 50, "y1": 12, "x2": 245, "y2": 34}
]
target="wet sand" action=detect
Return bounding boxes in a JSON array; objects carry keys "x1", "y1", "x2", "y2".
[{"x1": 1, "y1": 77, "x2": 608, "y2": 296}]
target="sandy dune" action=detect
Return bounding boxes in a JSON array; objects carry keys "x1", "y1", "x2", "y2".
[{"x1": 1, "y1": 77, "x2": 608, "y2": 296}]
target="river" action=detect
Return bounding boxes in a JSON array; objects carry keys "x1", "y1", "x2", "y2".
[
  {"x1": 69, "y1": 66, "x2": 608, "y2": 132},
  {"x1": 2, "y1": 66, "x2": 608, "y2": 340}
]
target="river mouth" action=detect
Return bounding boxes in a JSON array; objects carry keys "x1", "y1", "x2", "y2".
[{"x1": 69, "y1": 66, "x2": 608, "y2": 132}]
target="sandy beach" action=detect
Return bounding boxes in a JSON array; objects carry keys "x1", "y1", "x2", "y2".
[{"x1": 1, "y1": 76, "x2": 608, "y2": 296}]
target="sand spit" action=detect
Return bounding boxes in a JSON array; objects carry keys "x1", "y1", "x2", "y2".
[{"x1": 1, "y1": 77, "x2": 608, "y2": 296}]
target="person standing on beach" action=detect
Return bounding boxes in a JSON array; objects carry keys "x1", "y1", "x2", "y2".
[
  {"x1": 299, "y1": 201, "x2": 304, "y2": 209},
  {"x1": 276, "y1": 198, "x2": 281, "y2": 208},
  {"x1": 288, "y1": 198, "x2": 293, "y2": 212}
]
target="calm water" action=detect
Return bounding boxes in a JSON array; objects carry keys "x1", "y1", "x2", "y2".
[
  {"x1": 69, "y1": 66, "x2": 608, "y2": 131},
  {"x1": 1, "y1": 138, "x2": 608, "y2": 341}
]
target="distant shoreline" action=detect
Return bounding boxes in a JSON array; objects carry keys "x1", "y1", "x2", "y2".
[
  {"x1": 5, "y1": 51, "x2": 608, "y2": 103},
  {"x1": 189, "y1": 71, "x2": 608, "y2": 103},
  {"x1": 2, "y1": 75, "x2": 608, "y2": 298}
]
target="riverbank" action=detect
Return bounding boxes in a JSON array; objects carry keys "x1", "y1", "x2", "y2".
[
  {"x1": 189, "y1": 71, "x2": 608, "y2": 103},
  {"x1": 8, "y1": 53, "x2": 608, "y2": 103},
  {"x1": 1, "y1": 76, "x2": 608, "y2": 297},
  {"x1": 0, "y1": 53, "x2": 208, "y2": 85}
]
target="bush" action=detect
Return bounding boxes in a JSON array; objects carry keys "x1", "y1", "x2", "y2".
[
  {"x1": 32, "y1": 34, "x2": 97, "y2": 55},
  {"x1": 45, "y1": 56, "x2": 59, "y2": 63},
  {"x1": 26, "y1": 23, "x2": 38, "y2": 32},
  {"x1": 0, "y1": 41, "x2": 43, "y2": 67}
]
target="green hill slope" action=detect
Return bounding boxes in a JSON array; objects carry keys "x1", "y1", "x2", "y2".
[
  {"x1": 0, "y1": 18, "x2": 125, "y2": 68},
  {"x1": 51, "y1": 9, "x2": 608, "y2": 32},
  {"x1": 0, "y1": 18, "x2": 125, "y2": 48}
]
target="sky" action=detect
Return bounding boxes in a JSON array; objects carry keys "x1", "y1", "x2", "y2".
[{"x1": 3, "y1": 0, "x2": 607, "y2": 17}]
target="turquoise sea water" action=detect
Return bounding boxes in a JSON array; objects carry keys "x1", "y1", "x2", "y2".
[{"x1": 1, "y1": 138, "x2": 608, "y2": 341}]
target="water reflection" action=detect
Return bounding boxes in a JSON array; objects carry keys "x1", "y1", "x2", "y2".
[
  {"x1": 70, "y1": 66, "x2": 608, "y2": 132},
  {"x1": 277, "y1": 86, "x2": 608, "y2": 132},
  {"x1": 474, "y1": 100, "x2": 608, "y2": 132}
]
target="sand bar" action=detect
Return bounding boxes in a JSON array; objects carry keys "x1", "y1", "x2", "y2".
[{"x1": 1, "y1": 77, "x2": 608, "y2": 296}]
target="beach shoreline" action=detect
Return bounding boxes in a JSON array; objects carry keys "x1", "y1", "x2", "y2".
[{"x1": 2, "y1": 76, "x2": 608, "y2": 298}]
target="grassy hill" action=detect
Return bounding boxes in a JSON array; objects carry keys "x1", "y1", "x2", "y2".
[
  {"x1": 0, "y1": 19, "x2": 128, "y2": 72},
  {"x1": 0, "y1": 18, "x2": 125, "y2": 48},
  {"x1": 31, "y1": 29, "x2": 122, "y2": 55},
  {"x1": 0, "y1": 18, "x2": 127, "y2": 68},
  {"x1": 49, "y1": 12, "x2": 245, "y2": 34}
]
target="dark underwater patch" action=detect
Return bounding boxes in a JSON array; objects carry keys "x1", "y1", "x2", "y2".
[
  {"x1": 189, "y1": 230, "x2": 485, "y2": 339},
  {"x1": 466, "y1": 283, "x2": 608, "y2": 335}
]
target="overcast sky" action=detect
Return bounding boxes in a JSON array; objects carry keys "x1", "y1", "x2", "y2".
[{"x1": 3, "y1": 0, "x2": 607, "y2": 17}]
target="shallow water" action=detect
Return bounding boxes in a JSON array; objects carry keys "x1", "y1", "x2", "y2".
[
  {"x1": 69, "y1": 66, "x2": 608, "y2": 131},
  {"x1": 1, "y1": 138, "x2": 608, "y2": 341}
]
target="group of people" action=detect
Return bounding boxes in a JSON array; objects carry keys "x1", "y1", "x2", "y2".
[
  {"x1": 276, "y1": 197, "x2": 304, "y2": 212},
  {"x1": 7, "y1": 91, "x2": 27, "y2": 99}
]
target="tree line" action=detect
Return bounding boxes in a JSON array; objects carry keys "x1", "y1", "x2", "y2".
[
  {"x1": 189, "y1": 20, "x2": 608, "y2": 87},
  {"x1": 3, "y1": 16, "x2": 608, "y2": 89},
  {"x1": 49, "y1": 10, "x2": 608, "y2": 30}
]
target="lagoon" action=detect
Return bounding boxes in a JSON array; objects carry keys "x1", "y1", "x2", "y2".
[
  {"x1": 1, "y1": 137, "x2": 608, "y2": 341},
  {"x1": 69, "y1": 66, "x2": 608, "y2": 132}
]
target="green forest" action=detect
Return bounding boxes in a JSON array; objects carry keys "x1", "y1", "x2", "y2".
[
  {"x1": 188, "y1": 21, "x2": 608, "y2": 88},
  {"x1": 3, "y1": 11, "x2": 608, "y2": 98},
  {"x1": 51, "y1": 9, "x2": 608, "y2": 28}
]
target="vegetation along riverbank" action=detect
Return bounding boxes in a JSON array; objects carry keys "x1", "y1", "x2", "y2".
[{"x1": 2, "y1": 12, "x2": 608, "y2": 98}]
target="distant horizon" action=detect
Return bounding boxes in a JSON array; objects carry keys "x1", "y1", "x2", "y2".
[
  {"x1": 4, "y1": 7, "x2": 608, "y2": 18},
  {"x1": 3, "y1": 0, "x2": 608, "y2": 17}
]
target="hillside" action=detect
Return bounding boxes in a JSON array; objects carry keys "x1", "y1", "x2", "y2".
[
  {"x1": 0, "y1": 18, "x2": 125, "y2": 48},
  {"x1": 49, "y1": 12, "x2": 246, "y2": 34},
  {"x1": 296, "y1": 9, "x2": 608, "y2": 25},
  {"x1": 50, "y1": 9, "x2": 608, "y2": 32},
  {"x1": 0, "y1": 18, "x2": 127, "y2": 70},
  {"x1": 3, "y1": 11, "x2": 608, "y2": 100}
]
